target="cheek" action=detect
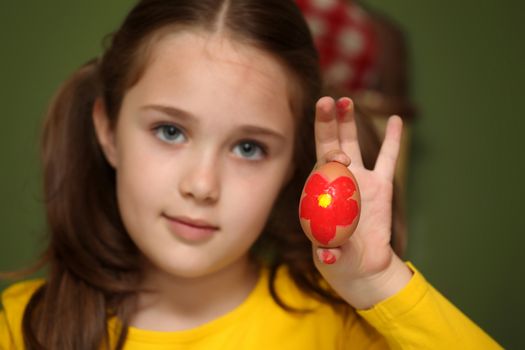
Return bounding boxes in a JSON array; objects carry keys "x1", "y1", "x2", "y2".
[
  {"x1": 115, "y1": 164, "x2": 154, "y2": 235},
  {"x1": 222, "y1": 162, "x2": 290, "y2": 231},
  {"x1": 115, "y1": 125, "x2": 174, "y2": 203},
  {"x1": 114, "y1": 143, "x2": 170, "y2": 231}
]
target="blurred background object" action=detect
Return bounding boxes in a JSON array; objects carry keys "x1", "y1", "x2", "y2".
[
  {"x1": 297, "y1": 0, "x2": 416, "y2": 255},
  {"x1": 1, "y1": 1, "x2": 524, "y2": 348},
  {"x1": 297, "y1": 0, "x2": 525, "y2": 347}
]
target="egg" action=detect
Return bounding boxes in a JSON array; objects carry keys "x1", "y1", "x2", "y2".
[{"x1": 299, "y1": 162, "x2": 361, "y2": 247}]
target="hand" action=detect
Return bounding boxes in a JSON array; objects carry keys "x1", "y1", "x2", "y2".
[{"x1": 310, "y1": 96, "x2": 413, "y2": 309}]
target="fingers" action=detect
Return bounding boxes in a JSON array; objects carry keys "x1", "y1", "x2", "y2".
[
  {"x1": 315, "y1": 97, "x2": 340, "y2": 162},
  {"x1": 322, "y1": 149, "x2": 351, "y2": 167},
  {"x1": 315, "y1": 97, "x2": 363, "y2": 167},
  {"x1": 315, "y1": 97, "x2": 402, "y2": 181},
  {"x1": 315, "y1": 247, "x2": 342, "y2": 265},
  {"x1": 337, "y1": 98, "x2": 364, "y2": 167},
  {"x1": 374, "y1": 115, "x2": 403, "y2": 180}
]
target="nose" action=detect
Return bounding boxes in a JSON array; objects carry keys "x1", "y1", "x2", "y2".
[{"x1": 178, "y1": 155, "x2": 220, "y2": 204}]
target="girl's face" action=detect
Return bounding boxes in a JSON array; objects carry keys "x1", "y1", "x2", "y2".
[{"x1": 96, "y1": 31, "x2": 296, "y2": 279}]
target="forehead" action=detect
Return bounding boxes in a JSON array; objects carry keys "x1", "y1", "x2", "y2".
[{"x1": 126, "y1": 31, "x2": 296, "y2": 129}]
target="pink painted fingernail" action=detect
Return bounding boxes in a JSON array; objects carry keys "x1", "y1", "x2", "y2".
[
  {"x1": 319, "y1": 250, "x2": 337, "y2": 264},
  {"x1": 336, "y1": 98, "x2": 350, "y2": 112},
  {"x1": 336, "y1": 98, "x2": 351, "y2": 120}
]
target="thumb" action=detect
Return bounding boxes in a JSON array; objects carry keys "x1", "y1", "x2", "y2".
[{"x1": 314, "y1": 246, "x2": 343, "y2": 265}]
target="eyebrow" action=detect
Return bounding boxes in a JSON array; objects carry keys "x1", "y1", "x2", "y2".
[
  {"x1": 141, "y1": 104, "x2": 287, "y2": 142},
  {"x1": 236, "y1": 125, "x2": 287, "y2": 143},
  {"x1": 141, "y1": 104, "x2": 198, "y2": 125}
]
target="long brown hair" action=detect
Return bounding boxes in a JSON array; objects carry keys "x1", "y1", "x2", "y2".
[{"x1": 8, "y1": 0, "x2": 405, "y2": 348}]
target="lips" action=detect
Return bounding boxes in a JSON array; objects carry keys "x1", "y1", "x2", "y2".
[{"x1": 163, "y1": 214, "x2": 219, "y2": 242}]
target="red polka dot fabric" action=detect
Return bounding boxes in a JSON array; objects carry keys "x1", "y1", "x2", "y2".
[{"x1": 296, "y1": 0, "x2": 378, "y2": 92}]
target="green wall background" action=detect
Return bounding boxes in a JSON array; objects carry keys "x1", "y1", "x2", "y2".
[{"x1": 1, "y1": 1, "x2": 523, "y2": 348}]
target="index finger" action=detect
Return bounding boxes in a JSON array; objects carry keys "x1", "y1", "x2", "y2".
[{"x1": 314, "y1": 97, "x2": 341, "y2": 162}]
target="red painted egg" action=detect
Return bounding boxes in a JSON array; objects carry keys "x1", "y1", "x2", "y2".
[{"x1": 299, "y1": 162, "x2": 360, "y2": 247}]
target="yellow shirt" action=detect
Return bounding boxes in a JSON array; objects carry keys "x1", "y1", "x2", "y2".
[{"x1": 0, "y1": 263, "x2": 501, "y2": 349}]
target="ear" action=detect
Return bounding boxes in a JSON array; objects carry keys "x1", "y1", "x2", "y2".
[{"x1": 92, "y1": 98, "x2": 118, "y2": 168}]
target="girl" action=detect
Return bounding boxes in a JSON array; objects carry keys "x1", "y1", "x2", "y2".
[{"x1": 1, "y1": 0, "x2": 501, "y2": 349}]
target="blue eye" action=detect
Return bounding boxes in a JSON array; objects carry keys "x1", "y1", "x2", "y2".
[
  {"x1": 154, "y1": 125, "x2": 186, "y2": 144},
  {"x1": 233, "y1": 141, "x2": 266, "y2": 160}
]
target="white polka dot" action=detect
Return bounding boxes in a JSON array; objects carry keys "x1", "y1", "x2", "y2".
[
  {"x1": 306, "y1": 16, "x2": 327, "y2": 37},
  {"x1": 324, "y1": 61, "x2": 354, "y2": 86},
  {"x1": 311, "y1": 0, "x2": 338, "y2": 11},
  {"x1": 338, "y1": 28, "x2": 364, "y2": 58}
]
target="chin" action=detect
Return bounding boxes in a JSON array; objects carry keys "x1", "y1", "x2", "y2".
[{"x1": 149, "y1": 252, "x2": 231, "y2": 279}]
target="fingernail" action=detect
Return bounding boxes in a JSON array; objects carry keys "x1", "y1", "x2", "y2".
[
  {"x1": 318, "y1": 250, "x2": 337, "y2": 264},
  {"x1": 336, "y1": 98, "x2": 350, "y2": 112},
  {"x1": 336, "y1": 98, "x2": 351, "y2": 120}
]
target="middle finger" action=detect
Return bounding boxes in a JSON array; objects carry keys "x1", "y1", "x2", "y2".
[{"x1": 337, "y1": 97, "x2": 364, "y2": 167}]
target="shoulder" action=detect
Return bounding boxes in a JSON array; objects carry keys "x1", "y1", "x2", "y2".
[
  {"x1": 270, "y1": 264, "x2": 346, "y2": 311},
  {"x1": 2, "y1": 279, "x2": 44, "y2": 312},
  {"x1": 270, "y1": 265, "x2": 323, "y2": 309},
  {"x1": 258, "y1": 266, "x2": 386, "y2": 348},
  {"x1": 264, "y1": 265, "x2": 353, "y2": 323},
  {"x1": 1, "y1": 279, "x2": 45, "y2": 347}
]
